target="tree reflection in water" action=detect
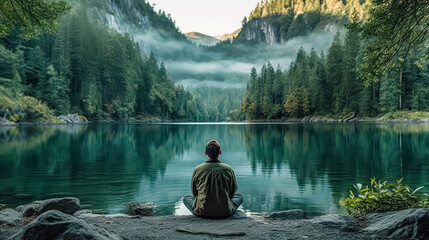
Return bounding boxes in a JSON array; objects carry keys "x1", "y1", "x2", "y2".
[{"x1": 1, "y1": 123, "x2": 429, "y2": 215}]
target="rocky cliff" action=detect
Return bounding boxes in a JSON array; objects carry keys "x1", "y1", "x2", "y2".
[
  {"x1": 239, "y1": 19, "x2": 283, "y2": 45},
  {"x1": 236, "y1": 14, "x2": 340, "y2": 45}
]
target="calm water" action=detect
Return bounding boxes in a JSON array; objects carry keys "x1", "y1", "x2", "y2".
[{"x1": 1, "y1": 123, "x2": 429, "y2": 215}]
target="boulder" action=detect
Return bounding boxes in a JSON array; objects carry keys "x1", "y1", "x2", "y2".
[
  {"x1": 10, "y1": 210, "x2": 122, "y2": 240},
  {"x1": 310, "y1": 214, "x2": 360, "y2": 232},
  {"x1": 127, "y1": 202, "x2": 158, "y2": 216},
  {"x1": 266, "y1": 209, "x2": 308, "y2": 220},
  {"x1": 363, "y1": 208, "x2": 429, "y2": 239},
  {"x1": 58, "y1": 114, "x2": 85, "y2": 124},
  {"x1": 16, "y1": 197, "x2": 80, "y2": 217},
  {"x1": 0, "y1": 209, "x2": 24, "y2": 226}
]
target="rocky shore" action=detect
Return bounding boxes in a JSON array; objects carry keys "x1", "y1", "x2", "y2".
[{"x1": 1, "y1": 197, "x2": 429, "y2": 239}]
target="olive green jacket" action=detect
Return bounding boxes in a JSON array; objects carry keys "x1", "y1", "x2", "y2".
[{"x1": 191, "y1": 159, "x2": 238, "y2": 217}]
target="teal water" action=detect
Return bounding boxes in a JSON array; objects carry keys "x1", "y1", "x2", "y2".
[{"x1": 1, "y1": 123, "x2": 429, "y2": 215}]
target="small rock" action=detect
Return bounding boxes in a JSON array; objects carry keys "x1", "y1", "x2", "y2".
[
  {"x1": 16, "y1": 203, "x2": 38, "y2": 218},
  {"x1": 364, "y1": 208, "x2": 429, "y2": 239},
  {"x1": 127, "y1": 202, "x2": 158, "y2": 216},
  {"x1": 0, "y1": 209, "x2": 24, "y2": 226},
  {"x1": 310, "y1": 214, "x2": 360, "y2": 231},
  {"x1": 9, "y1": 210, "x2": 122, "y2": 240},
  {"x1": 266, "y1": 209, "x2": 308, "y2": 220},
  {"x1": 16, "y1": 197, "x2": 80, "y2": 217}
]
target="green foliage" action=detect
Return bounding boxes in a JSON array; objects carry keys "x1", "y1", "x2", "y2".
[
  {"x1": 241, "y1": 27, "x2": 429, "y2": 121},
  {"x1": 241, "y1": 0, "x2": 370, "y2": 42},
  {"x1": 340, "y1": 178, "x2": 429, "y2": 215},
  {"x1": 0, "y1": 3, "x2": 206, "y2": 122},
  {"x1": 0, "y1": 0, "x2": 71, "y2": 39},
  {"x1": 380, "y1": 111, "x2": 429, "y2": 121},
  {"x1": 348, "y1": 0, "x2": 429, "y2": 84},
  {"x1": 0, "y1": 86, "x2": 57, "y2": 122}
]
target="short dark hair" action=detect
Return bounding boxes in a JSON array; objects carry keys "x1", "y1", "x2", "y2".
[{"x1": 206, "y1": 140, "x2": 220, "y2": 158}]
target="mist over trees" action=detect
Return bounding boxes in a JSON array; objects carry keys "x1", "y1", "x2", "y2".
[
  {"x1": 1, "y1": 0, "x2": 428, "y2": 123},
  {"x1": 0, "y1": 4, "x2": 206, "y2": 122},
  {"x1": 239, "y1": 29, "x2": 429, "y2": 120}
]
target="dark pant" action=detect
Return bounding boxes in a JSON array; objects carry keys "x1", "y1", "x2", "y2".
[{"x1": 183, "y1": 194, "x2": 243, "y2": 218}]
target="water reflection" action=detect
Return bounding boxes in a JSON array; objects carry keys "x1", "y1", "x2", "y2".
[{"x1": 1, "y1": 123, "x2": 429, "y2": 215}]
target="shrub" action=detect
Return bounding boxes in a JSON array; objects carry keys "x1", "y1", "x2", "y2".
[{"x1": 340, "y1": 178, "x2": 429, "y2": 215}]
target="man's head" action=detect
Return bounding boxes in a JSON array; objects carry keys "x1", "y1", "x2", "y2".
[{"x1": 205, "y1": 140, "x2": 221, "y2": 159}]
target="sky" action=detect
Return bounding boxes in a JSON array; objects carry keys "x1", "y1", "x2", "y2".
[{"x1": 151, "y1": 0, "x2": 261, "y2": 36}]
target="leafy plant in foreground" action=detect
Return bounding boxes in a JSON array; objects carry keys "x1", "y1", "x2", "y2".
[{"x1": 340, "y1": 178, "x2": 429, "y2": 215}]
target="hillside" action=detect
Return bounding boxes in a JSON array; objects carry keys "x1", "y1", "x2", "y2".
[
  {"x1": 215, "y1": 28, "x2": 241, "y2": 41},
  {"x1": 0, "y1": 0, "x2": 207, "y2": 123},
  {"x1": 185, "y1": 32, "x2": 220, "y2": 46},
  {"x1": 235, "y1": 0, "x2": 370, "y2": 44}
]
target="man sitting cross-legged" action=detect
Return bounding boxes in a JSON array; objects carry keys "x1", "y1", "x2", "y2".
[{"x1": 183, "y1": 140, "x2": 243, "y2": 218}]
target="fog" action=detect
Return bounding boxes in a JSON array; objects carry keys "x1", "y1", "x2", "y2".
[
  {"x1": 128, "y1": 27, "x2": 335, "y2": 89},
  {"x1": 176, "y1": 79, "x2": 246, "y2": 89},
  {"x1": 105, "y1": 14, "x2": 337, "y2": 119}
]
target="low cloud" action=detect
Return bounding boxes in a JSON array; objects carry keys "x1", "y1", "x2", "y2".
[{"x1": 176, "y1": 79, "x2": 246, "y2": 89}]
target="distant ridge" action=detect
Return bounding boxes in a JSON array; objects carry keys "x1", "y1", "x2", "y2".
[
  {"x1": 185, "y1": 32, "x2": 220, "y2": 46},
  {"x1": 215, "y1": 28, "x2": 241, "y2": 41}
]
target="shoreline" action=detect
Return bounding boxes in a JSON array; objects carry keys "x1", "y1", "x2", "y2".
[
  {"x1": 1, "y1": 197, "x2": 428, "y2": 239},
  {"x1": 2, "y1": 118, "x2": 429, "y2": 127},
  {"x1": 1, "y1": 204, "x2": 428, "y2": 239}
]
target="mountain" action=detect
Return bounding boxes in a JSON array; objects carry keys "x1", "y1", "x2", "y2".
[
  {"x1": 215, "y1": 28, "x2": 241, "y2": 41},
  {"x1": 80, "y1": 0, "x2": 186, "y2": 41},
  {"x1": 234, "y1": 0, "x2": 370, "y2": 44},
  {"x1": 185, "y1": 32, "x2": 220, "y2": 46}
]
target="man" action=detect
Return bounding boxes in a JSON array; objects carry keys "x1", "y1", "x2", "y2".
[{"x1": 183, "y1": 140, "x2": 243, "y2": 218}]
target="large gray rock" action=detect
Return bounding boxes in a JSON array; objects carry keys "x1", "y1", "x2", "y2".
[
  {"x1": 58, "y1": 114, "x2": 84, "y2": 123},
  {"x1": 363, "y1": 208, "x2": 429, "y2": 239},
  {"x1": 10, "y1": 210, "x2": 122, "y2": 240},
  {"x1": 0, "y1": 209, "x2": 24, "y2": 226},
  {"x1": 127, "y1": 202, "x2": 158, "y2": 216},
  {"x1": 310, "y1": 214, "x2": 360, "y2": 232},
  {"x1": 266, "y1": 209, "x2": 308, "y2": 220},
  {"x1": 16, "y1": 197, "x2": 80, "y2": 217}
]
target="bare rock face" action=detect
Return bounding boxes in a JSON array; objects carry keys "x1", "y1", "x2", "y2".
[
  {"x1": 16, "y1": 197, "x2": 80, "y2": 217},
  {"x1": 10, "y1": 210, "x2": 122, "y2": 240},
  {"x1": 127, "y1": 202, "x2": 158, "y2": 216},
  {"x1": 58, "y1": 114, "x2": 86, "y2": 123},
  {"x1": 241, "y1": 19, "x2": 282, "y2": 44},
  {"x1": 266, "y1": 209, "x2": 308, "y2": 220},
  {"x1": 363, "y1": 208, "x2": 429, "y2": 239},
  {"x1": 0, "y1": 209, "x2": 24, "y2": 226}
]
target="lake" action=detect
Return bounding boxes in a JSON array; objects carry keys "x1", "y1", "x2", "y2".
[{"x1": 1, "y1": 123, "x2": 429, "y2": 216}]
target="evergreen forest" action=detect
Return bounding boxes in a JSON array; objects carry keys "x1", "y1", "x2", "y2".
[
  {"x1": 0, "y1": 3, "x2": 207, "y2": 123},
  {"x1": 239, "y1": 31, "x2": 429, "y2": 120},
  {"x1": 0, "y1": 0, "x2": 428, "y2": 123}
]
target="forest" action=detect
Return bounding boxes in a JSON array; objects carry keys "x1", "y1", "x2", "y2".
[
  {"x1": 0, "y1": 2, "x2": 207, "y2": 123},
  {"x1": 239, "y1": 30, "x2": 429, "y2": 120},
  {"x1": 0, "y1": 0, "x2": 428, "y2": 123}
]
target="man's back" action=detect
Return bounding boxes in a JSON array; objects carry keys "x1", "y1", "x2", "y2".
[{"x1": 191, "y1": 160, "x2": 237, "y2": 217}]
